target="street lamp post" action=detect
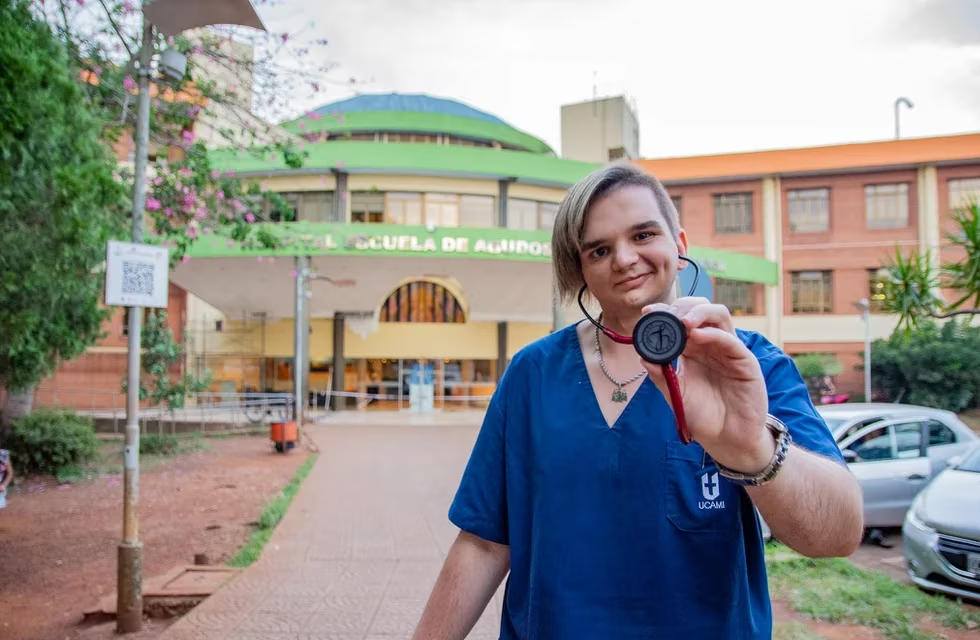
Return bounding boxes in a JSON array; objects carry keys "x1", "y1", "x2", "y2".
[
  {"x1": 894, "y1": 97, "x2": 914, "y2": 140},
  {"x1": 117, "y1": 1, "x2": 265, "y2": 633},
  {"x1": 854, "y1": 298, "x2": 872, "y2": 402}
]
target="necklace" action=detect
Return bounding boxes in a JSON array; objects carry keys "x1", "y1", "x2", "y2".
[{"x1": 594, "y1": 321, "x2": 647, "y2": 403}]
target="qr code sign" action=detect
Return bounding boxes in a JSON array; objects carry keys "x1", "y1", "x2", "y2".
[{"x1": 122, "y1": 261, "x2": 155, "y2": 297}]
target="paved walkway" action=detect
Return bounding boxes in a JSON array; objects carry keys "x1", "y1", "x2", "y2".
[{"x1": 160, "y1": 420, "x2": 503, "y2": 640}]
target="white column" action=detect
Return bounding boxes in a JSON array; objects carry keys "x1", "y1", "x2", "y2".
[
  {"x1": 917, "y1": 166, "x2": 940, "y2": 273},
  {"x1": 761, "y1": 177, "x2": 784, "y2": 347}
]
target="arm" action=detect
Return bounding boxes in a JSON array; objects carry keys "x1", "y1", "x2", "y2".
[
  {"x1": 747, "y1": 444, "x2": 864, "y2": 557},
  {"x1": 0, "y1": 460, "x2": 11, "y2": 491},
  {"x1": 412, "y1": 531, "x2": 510, "y2": 640}
]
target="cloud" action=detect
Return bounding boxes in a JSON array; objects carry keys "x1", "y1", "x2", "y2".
[{"x1": 892, "y1": 0, "x2": 980, "y2": 46}]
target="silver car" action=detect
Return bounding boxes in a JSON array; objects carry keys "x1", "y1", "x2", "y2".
[
  {"x1": 902, "y1": 442, "x2": 980, "y2": 602},
  {"x1": 821, "y1": 404, "x2": 979, "y2": 528}
]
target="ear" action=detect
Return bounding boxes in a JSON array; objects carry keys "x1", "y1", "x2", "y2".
[{"x1": 676, "y1": 229, "x2": 690, "y2": 269}]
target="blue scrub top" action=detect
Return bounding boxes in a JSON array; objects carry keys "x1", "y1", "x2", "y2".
[{"x1": 449, "y1": 323, "x2": 845, "y2": 640}]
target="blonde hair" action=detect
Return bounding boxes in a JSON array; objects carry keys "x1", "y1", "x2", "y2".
[{"x1": 551, "y1": 162, "x2": 680, "y2": 306}]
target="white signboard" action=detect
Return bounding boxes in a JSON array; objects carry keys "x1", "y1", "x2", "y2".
[{"x1": 105, "y1": 240, "x2": 170, "y2": 308}]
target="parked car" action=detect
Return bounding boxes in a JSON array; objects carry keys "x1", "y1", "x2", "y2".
[
  {"x1": 821, "y1": 403, "x2": 979, "y2": 528},
  {"x1": 902, "y1": 441, "x2": 980, "y2": 602},
  {"x1": 758, "y1": 404, "x2": 979, "y2": 542}
]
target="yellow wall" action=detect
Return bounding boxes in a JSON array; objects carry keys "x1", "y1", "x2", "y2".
[
  {"x1": 508, "y1": 184, "x2": 567, "y2": 203},
  {"x1": 347, "y1": 174, "x2": 498, "y2": 196},
  {"x1": 252, "y1": 174, "x2": 338, "y2": 192},
  {"x1": 214, "y1": 318, "x2": 554, "y2": 361}
]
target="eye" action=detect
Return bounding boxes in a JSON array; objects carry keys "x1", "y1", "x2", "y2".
[{"x1": 590, "y1": 246, "x2": 608, "y2": 260}]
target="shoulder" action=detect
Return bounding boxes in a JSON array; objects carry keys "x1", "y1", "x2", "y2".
[{"x1": 489, "y1": 323, "x2": 580, "y2": 411}]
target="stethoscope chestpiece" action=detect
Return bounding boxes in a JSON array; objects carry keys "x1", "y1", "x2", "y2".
[{"x1": 632, "y1": 311, "x2": 687, "y2": 366}]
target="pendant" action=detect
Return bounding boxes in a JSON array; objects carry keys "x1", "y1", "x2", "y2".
[{"x1": 611, "y1": 386, "x2": 628, "y2": 403}]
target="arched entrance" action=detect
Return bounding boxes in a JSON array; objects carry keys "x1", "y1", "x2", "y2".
[{"x1": 360, "y1": 278, "x2": 490, "y2": 411}]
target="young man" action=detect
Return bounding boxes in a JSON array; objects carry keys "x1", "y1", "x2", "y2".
[{"x1": 412, "y1": 163, "x2": 864, "y2": 639}]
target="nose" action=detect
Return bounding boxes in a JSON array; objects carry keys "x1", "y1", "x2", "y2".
[{"x1": 610, "y1": 242, "x2": 638, "y2": 271}]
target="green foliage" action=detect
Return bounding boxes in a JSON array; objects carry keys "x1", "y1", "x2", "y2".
[
  {"x1": 879, "y1": 201, "x2": 980, "y2": 334},
  {"x1": 870, "y1": 319, "x2": 980, "y2": 412},
  {"x1": 122, "y1": 310, "x2": 212, "y2": 411},
  {"x1": 6, "y1": 408, "x2": 99, "y2": 476},
  {"x1": 791, "y1": 353, "x2": 842, "y2": 399},
  {"x1": 139, "y1": 433, "x2": 180, "y2": 456},
  {"x1": 0, "y1": 0, "x2": 129, "y2": 393}
]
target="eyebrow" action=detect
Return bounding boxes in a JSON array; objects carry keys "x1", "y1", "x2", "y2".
[{"x1": 579, "y1": 220, "x2": 664, "y2": 253}]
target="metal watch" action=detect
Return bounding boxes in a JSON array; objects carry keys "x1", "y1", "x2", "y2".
[{"x1": 714, "y1": 414, "x2": 792, "y2": 487}]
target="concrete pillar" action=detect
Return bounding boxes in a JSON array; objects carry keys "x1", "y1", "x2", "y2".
[
  {"x1": 761, "y1": 177, "x2": 784, "y2": 348},
  {"x1": 917, "y1": 166, "x2": 940, "y2": 274},
  {"x1": 497, "y1": 179, "x2": 511, "y2": 227},
  {"x1": 333, "y1": 171, "x2": 349, "y2": 222},
  {"x1": 293, "y1": 256, "x2": 309, "y2": 426},
  {"x1": 496, "y1": 322, "x2": 508, "y2": 382},
  {"x1": 331, "y1": 313, "x2": 345, "y2": 411}
]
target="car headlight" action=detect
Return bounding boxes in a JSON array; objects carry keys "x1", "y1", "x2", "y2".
[{"x1": 905, "y1": 495, "x2": 936, "y2": 535}]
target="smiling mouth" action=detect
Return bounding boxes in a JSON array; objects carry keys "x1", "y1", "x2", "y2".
[{"x1": 617, "y1": 273, "x2": 651, "y2": 287}]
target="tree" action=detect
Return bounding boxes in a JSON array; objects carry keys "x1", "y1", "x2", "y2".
[
  {"x1": 34, "y1": 0, "x2": 354, "y2": 263},
  {"x1": 122, "y1": 310, "x2": 212, "y2": 411},
  {"x1": 791, "y1": 353, "x2": 842, "y2": 400},
  {"x1": 878, "y1": 201, "x2": 980, "y2": 334},
  {"x1": 0, "y1": 0, "x2": 130, "y2": 438}
]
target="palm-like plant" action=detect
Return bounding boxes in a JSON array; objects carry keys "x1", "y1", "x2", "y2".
[{"x1": 879, "y1": 201, "x2": 980, "y2": 334}]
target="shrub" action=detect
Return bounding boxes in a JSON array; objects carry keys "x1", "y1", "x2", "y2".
[{"x1": 6, "y1": 408, "x2": 99, "y2": 476}]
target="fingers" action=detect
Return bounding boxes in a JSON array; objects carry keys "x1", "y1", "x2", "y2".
[{"x1": 641, "y1": 298, "x2": 734, "y2": 334}]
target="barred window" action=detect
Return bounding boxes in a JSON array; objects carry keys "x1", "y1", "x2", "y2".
[
  {"x1": 865, "y1": 183, "x2": 909, "y2": 229},
  {"x1": 713, "y1": 193, "x2": 753, "y2": 234},
  {"x1": 788, "y1": 188, "x2": 830, "y2": 233},
  {"x1": 714, "y1": 279, "x2": 755, "y2": 315},
  {"x1": 791, "y1": 271, "x2": 833, "y2": 313}
]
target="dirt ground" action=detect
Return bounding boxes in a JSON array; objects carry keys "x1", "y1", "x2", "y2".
[{"x1": 0, "y1": 433, "x2": 310, "y2": 640}]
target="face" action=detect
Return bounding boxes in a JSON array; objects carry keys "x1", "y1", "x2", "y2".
[{"x1": 579, "y1": 184, "x2": 689, "y2": 314}]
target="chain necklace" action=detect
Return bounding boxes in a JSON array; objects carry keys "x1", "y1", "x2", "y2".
[{"x1": 594, "y1": 321, "x2": 647, "y2": 403}]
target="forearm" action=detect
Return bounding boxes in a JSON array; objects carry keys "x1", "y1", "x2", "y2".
[
  {"x1": 412, "y1": 531, "x2": 510, "y2": 640},
  {"x1": 747, "y1": 445, "x2": 864, "y2": 558}
]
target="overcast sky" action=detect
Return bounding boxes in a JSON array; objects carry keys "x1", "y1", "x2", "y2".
[{"x1": 255, "y1": 0, "x2": 980, "y2": 159}]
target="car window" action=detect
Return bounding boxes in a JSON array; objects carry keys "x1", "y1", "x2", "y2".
[
  {"x1": 956, "y1": 446, "x2": 980, "y2": 473},
  {"x1": 927, "y1": 420, "x2": 957, "y2": 446},
  {"x1": 894, "y1": 422, "x2": 924, "y2": 458},
  {"x1": 846, "y1": 426, "x2": 894, "y2": 462},
  {"x1": 835, "y1": 417, "x2": 886, "y2": 442}
]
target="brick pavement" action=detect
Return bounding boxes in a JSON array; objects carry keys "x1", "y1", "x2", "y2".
[{"x1": 160, "y1": 419, "x2": 504, "y2": 640}]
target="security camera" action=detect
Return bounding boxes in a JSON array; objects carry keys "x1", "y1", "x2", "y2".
[{"x1": 159, "y1": 49, "x2": 187, "y2": 82}]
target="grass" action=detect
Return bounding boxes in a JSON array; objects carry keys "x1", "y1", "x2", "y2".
[
  {"x1": 766, "y1": 543, "x2": 980, "y2": 640},
  {"x1": 227, "y1": 453, "x2": 318, "y2": 568},
  {"x1": 54, "y1": 433, "x2": 209, "y2": 484},
  {"x1": 772, "y1": 622, "x2": 828, "y2": 640}
]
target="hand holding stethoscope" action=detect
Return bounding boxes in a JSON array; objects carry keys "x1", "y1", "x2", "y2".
[{"x1": 579, "y1": 257, "x2": 773, "y2": 470}]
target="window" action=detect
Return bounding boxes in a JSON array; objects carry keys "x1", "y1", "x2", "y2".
[
  {"x1": 847, "y1": 426, "x2": 893, "y2": 462},
  {"x1": 278, "y1": 191, "x2": 337, "y2": 222},
  {"x1": 424, "y1": 193, "x2": 460, "y2": 227},
  {"x1": 713, "y1": 193, "x2": 752, "y2": 234},
  {"x1": 894, "y1": 422, "x2": 924, "y2": 459},
  {"x1": 868, "y1": 268, "x2": 889, "y2": 312},
  {"x1": 865, "y1": 183, "x2": 909, "y2": 229},
  {"x1": 387, "y1": 192, "x2": 423, "y2": 225},
  {"x1": 948, "y1": 177, "x2": 980, "y2": 211},
  {"x1": 927, "y1": 420, "x2": 957, "y2": 446},
  {"x1": 507, "y1": 199, "x2": 540, "y2": 231},
  {"x1": 380, "y1": 280, "x2": 465, "y2": 323},
  {"x1": 791, "y1": 271, "x2": 833, "y2": 313},
  {"x1": 714, "y1": 279, "x2": 755, "y2": 315},
  {"x1": 351, "y1": 192, "x2": 385, "y2": 223},
  {"x1": 539, "y1": 202, "x2": 559, "y2": 231},
  {"x1": 788, "y1": 188, "x2": 830, "y2": 233},
  {"x1": 459, "y1": 195, "x2": 496, "y2": 228}
]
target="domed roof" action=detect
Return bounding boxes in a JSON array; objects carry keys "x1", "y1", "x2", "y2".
[{"x1": 310, "y1": 92, "x2": 509, "y2": 126}]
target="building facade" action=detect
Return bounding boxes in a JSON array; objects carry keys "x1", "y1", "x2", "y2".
[{"x1": 635, "y1": 132, "x2": 980, "y2": 396}]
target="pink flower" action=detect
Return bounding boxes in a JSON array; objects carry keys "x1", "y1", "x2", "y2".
[
  {"x1": 153, "y1": 177, "x2": 163, "y2": 186},
  {"x1": 245, "y1": 213, "x2": 256, "y2": 223},
  {"x1": 164, "y1": 208, "x2": 174, "y2": 217},
  {"x1": 211, "y1": 170, "x2": 220, "y2": 179},
  {"x1": 181, "y1": 255, "x2": 191, "y2": 264},
  {"x1": 182, "y1": 130, "x2": 196, "y2": 144},
  {"x1": 124, "y1": 76, "x2": 135, "y2": 91},
  {"x1": 145, "y1": 197, "x2": 162, "y2": 211},
  {"x1": 257, "y1": 256, "x2": 264, "y2": 262}
]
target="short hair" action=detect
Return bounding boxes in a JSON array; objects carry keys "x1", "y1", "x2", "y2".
[{"x1": 551, "y1": 162, "x2": 680, "y2": 306}]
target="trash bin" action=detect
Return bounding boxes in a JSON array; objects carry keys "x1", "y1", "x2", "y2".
[{"x1": 270, "y1": 421, "x2": 297, "y2": 453}]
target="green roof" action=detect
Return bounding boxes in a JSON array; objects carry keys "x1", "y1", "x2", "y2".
[
  {"x1": 210, "y1": 141, "x2": 600, "y2": 188},
  {"x1": 280, "y1": 111, "x2": 554, "y2": 155}
]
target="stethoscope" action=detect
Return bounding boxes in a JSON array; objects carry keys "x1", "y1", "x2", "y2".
[{"x1": 577, "y1": 256, "x2": 701, "y2": 444}]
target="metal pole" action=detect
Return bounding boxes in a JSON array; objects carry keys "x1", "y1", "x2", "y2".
[
  {"x1": 864, "y1": 306, "x2": 872, "y2": 402},
  {"x1": 894, "y1": 97, "x2": 913, "y2": 140},
  {"x1": 118, "y1": 15, "x2": 153, "y2": 635},
  {"x1": 293, "y1": 257, "x2": 307, "y2": 427}
]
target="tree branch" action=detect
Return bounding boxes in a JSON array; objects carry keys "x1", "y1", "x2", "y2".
[
  {"x1": 930, "y1": 309, "x2": 980, "y2": 319},
  {"x1": 97, "y1": 0, "x2": 135, "y2": 60}
]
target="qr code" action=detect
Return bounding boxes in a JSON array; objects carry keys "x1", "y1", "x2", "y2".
[{"x1": 122, "y1": 261, "x2": 155, "y2": 297}]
